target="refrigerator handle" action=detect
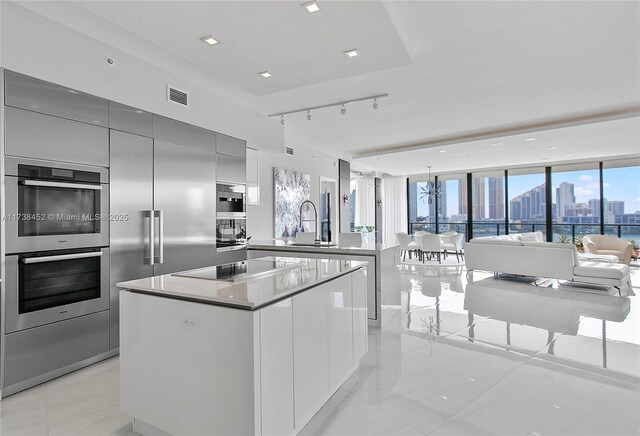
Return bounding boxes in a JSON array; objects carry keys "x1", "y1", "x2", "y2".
[
  {"x1": 145, "y1": 210, "x2": 155, "y2": 265},
  {"x1": 155, "y1": 210, "x2": 164, "y2": 264}
]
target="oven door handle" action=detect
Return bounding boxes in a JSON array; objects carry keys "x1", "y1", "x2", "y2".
[
  {"x1": 22, "y1": 180, "x2": 103, "y2": 190},
  {"x1": 21, "y1": 251, "x2": 104, "y2": 264}
]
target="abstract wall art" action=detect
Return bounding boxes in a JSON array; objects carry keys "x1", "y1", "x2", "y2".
[{"x1": 274, "y1": 167, "x2": 311, "y2": 238}]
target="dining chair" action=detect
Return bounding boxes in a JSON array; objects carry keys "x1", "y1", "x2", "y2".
[
  {"x1": 339, "y1": 232, "x2": 363, "y2": 248},
  {"x1": 441, "y1": 233, "x2": 464, "y2": 262},
  {"x1": 396, "y1": 232, "x2": 420, "y2": 261},
  {"x1": 421, "y1": 234, "x2": 442, "y2": 264}
]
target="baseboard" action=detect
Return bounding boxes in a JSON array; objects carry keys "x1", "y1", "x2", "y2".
[{"x1": 1, "y1": 348, "x2": 119, "y2": 398}]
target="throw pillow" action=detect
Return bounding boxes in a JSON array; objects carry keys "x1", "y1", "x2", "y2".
[{"x1": 520, "y1": 233, "x2": 538, "y2": 242}]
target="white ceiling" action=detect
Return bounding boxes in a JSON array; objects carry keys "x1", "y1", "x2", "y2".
[
  {"x1": 355, "y1": 116, "x2": 640, "y2": 177},
  {"x1": 29, "y1": 1, "x2": 640, "y2": 174}
]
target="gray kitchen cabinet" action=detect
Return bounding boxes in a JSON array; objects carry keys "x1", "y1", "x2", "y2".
[
  {"x1": 5, "y1": 107, "x2": 109, "y2": 167},
  {"x1": 4, "y1": 71, "x2": 109, "y2": 127},
  {"x1": 216, "y1": 133, "x2": 246, "y2": 158},
  {"x1": 217, "y1": 154, "x2": 246, "y2": 184},
  {"x1": 109, "y1": 102, "x2": 153, "y2": 138},
  {"x1": 152, "y1": 115, "x2": 216, "y2": 152}
]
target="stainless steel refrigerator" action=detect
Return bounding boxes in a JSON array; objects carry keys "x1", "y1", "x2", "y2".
[{"x1": 109, "y1": 120, "x2": 217, "y2": 348}]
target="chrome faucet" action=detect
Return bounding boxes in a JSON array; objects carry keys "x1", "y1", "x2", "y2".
[{"x1": 299, "y1": 199, "x2": 319, "y2": 242}]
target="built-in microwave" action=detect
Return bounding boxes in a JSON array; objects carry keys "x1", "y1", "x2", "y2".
[
  {"x1": 216, "y1": 183, "x2": 245, "y2": 217},
  {"x1": 5, "y1": 157, "x2": 109, "y2": 253},
  {"x1": 5, "y1": 247, "x2": 110, "y2": 333}
]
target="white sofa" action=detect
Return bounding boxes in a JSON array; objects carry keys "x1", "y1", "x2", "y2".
[
  {"x1": 583, "y1": 234, "x2": 634, "y2": 265},
  {"x1": 464, "y1": 233, "x2": 631, "y2": 292}
]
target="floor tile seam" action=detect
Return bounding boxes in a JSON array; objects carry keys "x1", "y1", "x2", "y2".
[
  {"x1": 422, "y1": 352, "x2": 541, "y2": 435},
  {"x1": 348, "y1": 389, "x2": 428, "y2": 435}
]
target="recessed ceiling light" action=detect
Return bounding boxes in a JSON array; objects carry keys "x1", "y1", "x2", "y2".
[
  {"x1": 549, "y1": 146, "x2": 558, "y2": 150},
  {"x1": 377, "y1": 158, "x2": 384, "y2": 161},
  {"x1": 258, "y1": 71, "x2": 272, "y2": 78},
  {"x1": 344, "y1": 49, "x2": 359, "y2": 58},
  {"x1": 439, "y1": 150, "x2": 446, "y2": 153},
  {"x1": 490, "y1": 142, "x2": 502, "y2": 146},
  {"x1": 541, "y1": 157, "x2": 550, "y2": 161},
  {"x1": 303, "y1": 1, "x2": 320, "y2": 13},
  {"x1": 67, "y1": 89, "x2": 78, "y2": 94},
  {"x1": 200, "y1": 35, "x2": 219, "y2": 46},
  {"x1": 526, "y1": 137, "x2": 536, "y2": 142},
  {"x1": 135, "y1": 110, "x2": 144, "y2": 114}
]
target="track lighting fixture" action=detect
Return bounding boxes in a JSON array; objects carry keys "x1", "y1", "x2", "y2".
[
  {"x1": 268, "y1": 93, "x2": 388, "y2": 121},
  {"x1": 280, "y1": 115, "x2": 285, "y2": 125}
]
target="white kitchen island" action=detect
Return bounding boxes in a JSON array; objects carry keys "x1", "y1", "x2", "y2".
[
  {"x1": 117, "y1": 257, "x2": 368, "y2": 436},
  {"x1": 248, "y1": 240, "x2": 401, "y2": 327}
]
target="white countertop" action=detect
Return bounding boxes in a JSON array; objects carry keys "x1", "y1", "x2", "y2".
[
  {"x1": 117, "y1": 257, "x2": 367, "y2": 310},
  {"x1": 248, "y1": 239, "x2": 399, "y2": 255}
]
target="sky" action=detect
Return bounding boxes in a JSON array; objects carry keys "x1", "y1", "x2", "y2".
[{"x1": 415, "y1": 165, "x2": 640, "y2": 218}]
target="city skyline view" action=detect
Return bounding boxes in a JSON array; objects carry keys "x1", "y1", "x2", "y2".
[{"x1": 411, "y1": 165, "x2": 640, "y2": 221}]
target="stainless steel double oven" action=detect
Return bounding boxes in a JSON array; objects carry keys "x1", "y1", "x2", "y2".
[
  {"x1": 5, "y1": 157, "x2": 110, "y2": 333},
  {"x1": 216, "y1": 183, "x2": 247, "y2": 252}
]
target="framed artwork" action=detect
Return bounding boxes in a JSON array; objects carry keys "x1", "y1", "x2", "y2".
[{"x1": 274, "y1": 167, "x2": 311, "y2": 238}]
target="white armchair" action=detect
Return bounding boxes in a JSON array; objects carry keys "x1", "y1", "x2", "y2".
[{"x1": 583, "y1": 235, "x2": 633, "y2": 265}]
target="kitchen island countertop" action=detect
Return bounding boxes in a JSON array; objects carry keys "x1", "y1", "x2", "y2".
[{"x1": 117, "y1": 256, "x2": 367, "y2": 310}]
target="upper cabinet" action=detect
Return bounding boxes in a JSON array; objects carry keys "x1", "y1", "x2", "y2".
[
  {"x1": 217, "y1": 154, "x2": 246, "y2": 185},
  {"x1": 109, "y1": 102, "x2": 153, "y2": 138},
  {"x1": 5, "y1": 107, "x2": 109, "y2": 167},
  {"x1": 152, "y1": 115, "x2": 216, "y2": 152},
  {"x1": 216, "y1": 133, "x2": 246, "y2": 159},
  {"x1": 4, "y1": 71, "x2": 109, "y2": 127}
]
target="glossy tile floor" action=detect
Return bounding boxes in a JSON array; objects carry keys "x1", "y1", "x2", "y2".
[{"x1": 1, "y1": 265, "x2": 639, "y2": 436}]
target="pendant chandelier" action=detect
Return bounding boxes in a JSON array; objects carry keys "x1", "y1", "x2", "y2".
[{"x1": 420, "y1": 166, "x2": 442, "y2": 205}]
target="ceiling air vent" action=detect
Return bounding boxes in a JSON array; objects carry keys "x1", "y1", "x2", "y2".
[
  {"x1": 167, "y1": 85, "x2": 189, "y2": 107},
  {"x1": 285, "y1": 146, "x2": 294, "y2": 156}
]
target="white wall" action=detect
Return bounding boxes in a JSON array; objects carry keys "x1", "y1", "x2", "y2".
[
  {"x1": 0, "y1": 2, "x2": 282, "y2": 150},
  {"x1": 0, "y1": 1, "x2": 344, "y2": 240},
  {"x1": 247, "y1": 146, "x2": 339, "y2": 241}
]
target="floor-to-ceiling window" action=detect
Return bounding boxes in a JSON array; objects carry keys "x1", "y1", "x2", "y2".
[
  {"x1": 472, "y1": 171, "x2": 506, "y2": 237},
  {"x1": 407, "y1": 176, "x2": 436, "y2": 234},
  {"x1": 439, "y1": 174, "x2": 468, "y2": 241},
  {"x1": 603, "y1": 159, "x2": 640, "y2": 244},
  {"x1": 349, "y1": 175, "x2": 376, "y2": 240},
  {"x1": 551, "y1": 163, "x2": 600, "y2": 242},
  {"x1": 507, "y1": 167, "x2": 547, "y2": 239}
]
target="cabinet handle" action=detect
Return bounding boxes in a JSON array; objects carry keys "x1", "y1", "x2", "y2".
[
  {"x1": 155, "y1": 210, "x2": 164, "y2": 264},
  {"x1": 146, "y1": 210, "x2": 155, "y2": 265}
]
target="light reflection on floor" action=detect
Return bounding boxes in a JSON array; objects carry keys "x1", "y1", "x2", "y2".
[{"x1": 1, "y1": 264, "x2": 638, "y2": 435}]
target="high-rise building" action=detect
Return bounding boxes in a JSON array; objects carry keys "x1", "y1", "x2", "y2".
[
  {"x1": 458, "y1": 178, "x2": 485, "y2": 217},
  {"x1": 510, "y1": 183, "x2": 546, "y2": 221},
  {"x1": 488, "y1": 177, "x2": 505, "y2": 219},
  {"x1": 408, "y1": 182, "x2": 417, "y2": 223},
  {"x1": 588, "y1": 198, "x2": 606, "y2": 218},
  {"x1": 556, "y1": 182, "x2": 575, "y2": 221},
  {"x1": 565, "y1": 203, "x2": 591, "y2": 217},
  {"x1": 607, "y1": 201, "x2": 625, "y2": 217}
]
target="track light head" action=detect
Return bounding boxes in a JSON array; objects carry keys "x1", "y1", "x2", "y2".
[
  {"x1": 373, "y1": 98, "x2": 378, "y2": 110},
  {"x1": 280, "y1": 115, "x2": 285, "y2": 125},
  {"x1": 307, "y1": 110, "x2": 312, "y2": 121},
  {"x1": 340, "y1": 104, "x2": 346, "y2": 115}
]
